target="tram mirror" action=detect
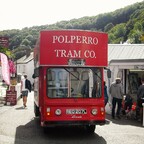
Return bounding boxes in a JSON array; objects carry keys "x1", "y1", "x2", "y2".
[
  {"x1": 107, "y1": 69, "x2": 111, "y2": 78},
  {"x1": 33, "y1": 67, "x2": 39, "y2": 78},
  {"x1": 32, "y1": 74, "x2": 35, "y2": 79}
]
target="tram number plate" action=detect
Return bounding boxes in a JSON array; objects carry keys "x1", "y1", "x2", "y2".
[{"x1": 66, "y1": 109, "x2": 87, "y2": 114}]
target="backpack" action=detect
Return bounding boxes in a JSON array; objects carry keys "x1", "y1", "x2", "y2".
[{"x1": 25, "y1": 79, "x2": 32, "y2": 92}]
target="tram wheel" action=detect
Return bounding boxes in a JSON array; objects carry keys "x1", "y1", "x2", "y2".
[
  {"x1": 34, "y1": 102, "x2": 40, "y2": 117},
  {"x1": 86, "y1": 125, "x2": 96, "y2": 133}
]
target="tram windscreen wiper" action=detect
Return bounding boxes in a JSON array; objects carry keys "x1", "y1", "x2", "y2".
[
  {"x1": 64, "y1": 68, "x2": 79, "y2": 80},
  {"x1": 89, "y1": 68, "x2": 102, "y2": 80}
]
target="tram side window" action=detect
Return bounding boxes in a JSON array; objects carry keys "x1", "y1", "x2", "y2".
[
  {"x1": 58, "y1": 71, "x2": 68, "y2": 87},
  {"x1": 81, "y1": 71, "x2": 89, "y2": 98},
  {"x1": 47, "y1": 68, "x2": 68, "y2": 98},
  {"x1": 58, "y1": 71, "x2": 68, "y2": 97},
  {"x1": 47, "y1": 70, "x2": 55, "y2": 83},
  {"x1": 47, "y1": 70, "x2": 55, "y2": 97},
  {"x1": 92, "y1": 70, "x2": 102, "y2": 98},
  {"x1": 70, "y1": 71, "x2": 80, "y2": 97}
]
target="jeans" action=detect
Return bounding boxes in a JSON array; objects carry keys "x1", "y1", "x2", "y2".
[
  {"x1": 105, "y1": 97, "x2": 108, "y2": 106},
  {"x1": 112, "y1": 97, "x2": 122, "y2": 118}
]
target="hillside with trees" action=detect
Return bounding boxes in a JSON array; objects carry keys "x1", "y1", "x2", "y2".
[{"x1": 0, "y1": 1, "x2": 144, "y2": 60}]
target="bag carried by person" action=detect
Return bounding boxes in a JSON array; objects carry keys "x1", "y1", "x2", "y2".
[{"x1": 25, "y1": 79, "x2": 32, "y2": 92}]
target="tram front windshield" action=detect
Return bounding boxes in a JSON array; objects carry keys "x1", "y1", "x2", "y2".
[{"x1": 47, "y1": 67, "x2": 102, "y2": 98}]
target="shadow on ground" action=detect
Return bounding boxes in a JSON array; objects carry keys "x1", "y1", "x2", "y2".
[
  {"x1": 14, "y1": 117, "x2": 106, "y2": 144},
  {"x1": 106, "y1": 113, "x2": 143, "y2": 127}
]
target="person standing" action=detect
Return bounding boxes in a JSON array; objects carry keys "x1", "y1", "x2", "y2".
[
  {"x1": 109, "y1": 78, "x2": 123, "y2": 119},
  {"x1": 21, "y1": 74, "x2": 31, "y2": 108},
  {"x1": 104, "y1": 81, "x2": 108, "y2": 106},
  {"x1": 136, "y1": 77, "x2": 144, "y2": 121}
]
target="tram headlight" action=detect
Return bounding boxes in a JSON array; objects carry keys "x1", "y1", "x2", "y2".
[
  {"x1": 100, "y1": 107, "x2": 105, "y2": 115},
  {"x1": 91, "y1": 108, "x2": 98, "y2": 115},
  {"x1": 47, "y1": 107, "x2": 50, "y2": 116},
  {"x1": 55, "y1": 109, "x2": 62, "y2": 116}
]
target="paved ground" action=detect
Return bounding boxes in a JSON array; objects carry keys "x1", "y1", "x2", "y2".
[{"x1": 0, "y1": 91, "x2": 144, "y2": 144}]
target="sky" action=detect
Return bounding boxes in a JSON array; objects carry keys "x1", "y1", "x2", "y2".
[{"x1": 0, "y1": 0, "x2": 143, "y2": 31}]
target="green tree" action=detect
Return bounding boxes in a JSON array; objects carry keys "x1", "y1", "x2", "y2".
[
  {"x1": 114, "y1": 23, "x2": 126, "y2": 38},
  {"x1": 129, "y1": 30, "x2": 143, "y2": 43},
  {"x1": 21, "y1": 39, "x2": 31, "y2": 46},
  {"x1": 108, "y1": 23, "x2": 126, "y2": 43},
  {"x1": 0, "y1": 46, "x2": 13, "y2": 58},
  {"x1": 104, "y1": 23, "x2": 114, "y2": 32}
]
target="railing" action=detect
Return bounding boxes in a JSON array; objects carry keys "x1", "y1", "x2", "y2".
[{"x1": 142, "y1": 102, "x2": 144, "y2": 127}]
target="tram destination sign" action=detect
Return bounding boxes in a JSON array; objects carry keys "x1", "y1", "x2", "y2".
[{"x1": 68, "y1": 59, "x2": 85, "y2": 66}]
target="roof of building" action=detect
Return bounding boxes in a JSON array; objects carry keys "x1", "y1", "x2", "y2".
[
  {"x1": 17, "y1": 52, "x2": 33, "y2": 64},
  {"x1": 108, "y1": 44, "x2": 144, "y2": 63}
]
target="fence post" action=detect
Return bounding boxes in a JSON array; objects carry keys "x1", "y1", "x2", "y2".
[{"x1": 142, "y1": 103, "x2": 144, "y2": 127}]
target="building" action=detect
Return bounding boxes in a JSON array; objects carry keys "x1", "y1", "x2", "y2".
[
  {"x1": 16, "y1": 50, "x2": 34, "y2": 84},
  {"x1": 107, "y1": 44, "x2": 144, "y2": 102}
]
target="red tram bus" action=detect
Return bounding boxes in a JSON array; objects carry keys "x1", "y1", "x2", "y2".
[{"x1": 33, "y1": 30, "x2": 109, "y2": 133}]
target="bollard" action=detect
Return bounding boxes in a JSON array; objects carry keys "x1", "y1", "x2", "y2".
[{"x1": 142, "y1": 103, "x2": 144, "y2": 126}]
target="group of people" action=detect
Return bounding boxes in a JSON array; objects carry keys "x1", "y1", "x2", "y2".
[{"x1": 107, "y1": 77, "x2": 144, "y2": 120}]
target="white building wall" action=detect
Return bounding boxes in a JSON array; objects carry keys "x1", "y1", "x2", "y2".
[
  {"x1": 17, "y1": 60, "x2": 34, "y2": 84},
  {"x1": 17, "y1": 64, "x2": 25, "y2": 75},
  {"x1": 25, "y1": 60, "x2": 34, "y2": 84}
]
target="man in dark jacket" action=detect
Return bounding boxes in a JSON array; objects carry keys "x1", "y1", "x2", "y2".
[{"x1": 21, "y1": 74, "x2": 31, "y2": 108}]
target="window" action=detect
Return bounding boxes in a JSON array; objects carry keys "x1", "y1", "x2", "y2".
[{"x1": 46, "y1": 67, "x2": 102, "y2": 98}]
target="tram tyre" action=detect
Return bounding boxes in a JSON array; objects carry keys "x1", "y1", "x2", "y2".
[
  {"x1": 43, "y1": 127, "x2": 48, "y2": 134},
  {"x1": 43, "y1": 127, "x2": 52, "y2": 134},
  {"x1": 34, "y1": 102, "x2": 40, "y2": 117},
  {"x1": 86, "y1": 125, "x2": 96, "y2": 133}
]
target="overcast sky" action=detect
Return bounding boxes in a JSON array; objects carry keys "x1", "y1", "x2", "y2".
[{"x1": 0, "y1": 0, "x2": 143, "y2": 31}]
